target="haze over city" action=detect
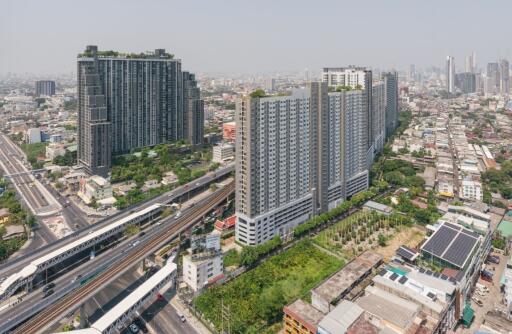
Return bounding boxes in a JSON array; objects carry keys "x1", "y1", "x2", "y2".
[
  {"x1": 2, "y1": 0, "x2": 512, "y2": 75},
  {"x1": 1, "y1": 2, "x2": 512, "y2": 334}
]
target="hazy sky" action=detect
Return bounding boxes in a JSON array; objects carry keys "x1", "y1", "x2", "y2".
[{"x1": 2, "y1": 0, "x2": 512, "y2": 75}]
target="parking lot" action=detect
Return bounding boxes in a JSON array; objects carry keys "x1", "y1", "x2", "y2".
[{"x1": 460, "y1": 252, "x2": 508, "y2": 333}]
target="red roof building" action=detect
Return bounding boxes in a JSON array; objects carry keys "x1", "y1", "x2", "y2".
[{"x1": 215, "y1": 215, "x2": 236, "y2": 231}]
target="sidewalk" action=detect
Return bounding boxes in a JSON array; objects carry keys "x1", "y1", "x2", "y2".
[{"x1": 170, "y1": 295, "x2": 212, "y2": 334}]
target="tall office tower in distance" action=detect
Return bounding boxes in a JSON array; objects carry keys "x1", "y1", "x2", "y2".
[
  {"x1": 455, "y1": 73, "x2": 477, "y2": 94},
  {"x1": 35, "y1": 80, "x2": 56, "y2": 96},
  {"x1": 77, "y1": 46, "x2": 204, "y2": 176},
  {"x1": 372, "y1": 81, "x2": 386, "y2": 154},
  {"x1": 383, "y1": 72, "x2": 399, "y2": 140},
  {"x1": 446, "y1": 56, "x2": 455, "y2": 94},
  {"x1": 408, "y1": 64, "x2": 416, "y2": 81},
  {"x1": 486, "y1": 62, "x2": 500, "y2": 95},
  {"x1": 500, "y1": 59, "x2": 510, "y2": 94},
  {"x1": 465, "y1": 52, "x2": 476, "y2": 73}
]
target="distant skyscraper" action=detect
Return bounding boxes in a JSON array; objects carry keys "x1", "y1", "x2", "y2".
[
  {"x1": 500, "y1": 59, "x2": 510, "y2": 94},
  {"x1": 455, "y1": 73, "x2": 477, "y2": 94},
  {"x1": 409, "y1": 64, "x2": 416, "y2": 81},
  {"x1": 486, "y1": 62, "x2": 500, "y2": 95},
  {"x1": 372, "y1": 81, "x2": 386, "y2": 153},
  {"x1": 383, "y1": 72, "x2": 399, "y2": 139},
  {"x1": 446, "y1": 56, "x2": 455, "y2": 94},
  {"x1": 35, "y1": 80, "x2": 56, "y2": 96},
  {"x1": 77, "y1": 46, "x2": 204, "y2": 176},
  {"x1": 464, "y1": 52, "x2": 476, "y2": 73}
]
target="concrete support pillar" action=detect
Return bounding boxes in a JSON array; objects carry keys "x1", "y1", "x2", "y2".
[{"x1": 79, "y1": 304, "x2": 88, "y2": 328}]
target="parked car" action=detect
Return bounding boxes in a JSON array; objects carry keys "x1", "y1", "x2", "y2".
[
  {"x1": 129, "y1": 323, "x2": 140, "y2": 333},
  {"x1": 476, "y1": 283, "x2": 490, "y2": 292},
  {"x1": 475, "y1": 289, "x2": 486, "y2": 297},
  {"x1": 133, "y1": 318, "x2": 148, "y2": 334},
  {"x1": 472, "y1": 297, "x2": 483, "y2": 307}
]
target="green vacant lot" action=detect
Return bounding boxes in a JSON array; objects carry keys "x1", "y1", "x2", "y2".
[{"x1": 194, "y1": 240, "x2": 343, "y2": 334}]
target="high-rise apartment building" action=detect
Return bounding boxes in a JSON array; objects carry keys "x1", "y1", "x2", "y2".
[
  {"x1": 77, "y1": 46, "x2": 204, "y2": 176},
  {"x1": 35, "y1": 80, "x2": 56, "y2": 96},
  {"x1": 322, "y1": 67, "x2": 372, "y2": 149},
  {"x1": 383, "y1": 72, "x2": 399, "y2": 140},
  {"x1": 446, "y1": 56, "x2": 455, "y2": 94},
  {"x1": 235, "y1": 83, "x2": 369, "y2": 245},
  {"x1": 500, "y1": 59, "x2": 510, "y2": 94},
  {"x1": 372, "y1": 81, "x2": 386, "y2": 154}
]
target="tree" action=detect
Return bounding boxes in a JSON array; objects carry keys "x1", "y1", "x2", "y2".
[
  {"x1": 250, "y1": 89, "x2": 267, "y2": 98},
  {"x1": 378, "y1": 234, "x2": 387, "y2": 247}
]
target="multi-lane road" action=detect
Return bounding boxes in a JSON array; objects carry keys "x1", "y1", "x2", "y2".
[
  {"x1": 12, "y1": 181, "x2": 234, "y2": 334},
  {"x1": 0, "y1": 162, "x2": 234, "y2": 285},
  {"x1": 0, "y1": 134, "x2": 64, "y2": 245}
]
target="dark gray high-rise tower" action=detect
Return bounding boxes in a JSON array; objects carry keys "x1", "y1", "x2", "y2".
[
  {"x1": 77, "y1": 46, "x2": 204, "y2": 176},
  {"x1": 35, "y1": 80, "x2": 56, "y2": 96},
  {"x1": 383, "y1": 72, "x2": 399, "y2": 139}
]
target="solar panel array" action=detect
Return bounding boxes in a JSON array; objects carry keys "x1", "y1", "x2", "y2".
[{"x1": 420, "y1": 222, "x2": 479, "y2": 269}]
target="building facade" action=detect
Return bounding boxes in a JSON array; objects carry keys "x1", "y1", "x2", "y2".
[
  {"x1": 35, "y1": 80, "x2": 56, "y2": 96},
  {"x1": 500, "y1": 59, "x2": 510, "y2": 94},
  {"x1": 383, "y1": 72, "x2": 399, "y2": 140},
  {"x1": 77, "y1": 45, "x2": 204, "y2": 176},
  {"x1": 455, "y1": 73, "x2": 477, "y2": 94},
  {"x1": 446, "y1": 56, "x2": 455, "y2": 94},
  {"x1": 235, "y1": 83, "x2": 370, "y2": 245}
]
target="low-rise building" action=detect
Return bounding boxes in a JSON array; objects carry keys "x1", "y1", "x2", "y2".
[
  {"x1": 312, "y1": 251, "x2": 383, "y2": 313},
  {"x1": 362, "y1": 200, "x2": 393, "y2": 216},
  {"x1": 212, "y1": 143, "x2": 234, "y2": 163},
  {"x1": 26, "y1": 128, "x2": 41, "y2": 144},
  {"x1": 45, "y1": 143, "x2": 66, "y2": 160},
  {"x1": 460, "y1": 180, "x2": 482, "y2": 201},
  {"x1": 283, "y1": 299, "x2": 324, "y2": 334},
  {"x1": 222, "y1": 122, "x2": 236, "y2": 142},
  {"x1": 182, "y1": 232, "x2": 223, "y2": 292},
  {"x1": 0, "y1": 208, "x2": 10, "y2": 224},
  {"x1": 77, "y1": 175, "x2": 114, "y2": 205}
]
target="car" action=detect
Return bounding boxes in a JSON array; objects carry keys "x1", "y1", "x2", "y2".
[
  {"x1": 129, "y1": 323, "x2": 140, "y2": 333},
  {"x1": 43, "y1": 289, "x2": 54, "y2": 298},
  {"x1": 179, "y1": 314, "x2": 186, "y2": 322},
  {"x1": 139, "y1": 231, "x2": 146, "y2": 237},
  {"x1": 133, "y1": 319, "x2": 148, "y2": 333},
  {"x1": 131, "y1": 240, "x2": 141, "y2": 247},
  {"x1": 472, "y1": 297, "x2": 483, "y2": 307},
  {"x1": 71, "y1": 274, "x2": 82, "y2": 283},
  {"x1": 475, "y1": 289, "x2": 486, "y2": 297},
  {"x1": 43, "y1": 283, "x2": 55, "y2": 292}
]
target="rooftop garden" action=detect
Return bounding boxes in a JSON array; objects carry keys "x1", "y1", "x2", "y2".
[{"x1": 78, "y1": 50, "x2": 174, "y2": 59}]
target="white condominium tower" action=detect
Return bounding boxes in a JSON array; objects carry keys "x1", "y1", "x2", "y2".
[
  {"x1": 446, "y1": 56, "x2": 455, "y2": 94},
  {"x1": 235, "y1": 83, "x2": 368, "y2": 245}
]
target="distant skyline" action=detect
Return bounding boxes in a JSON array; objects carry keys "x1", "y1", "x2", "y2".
[{"x1": 2, "y1": 0, "x2": 512, "y2": 75}]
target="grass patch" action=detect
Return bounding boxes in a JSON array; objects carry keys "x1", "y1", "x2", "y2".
[
  {"x1": 194, "y1": 240, "x2": 344, "y2": 333},
  {"x1": 223, "y1": 249, "x2": 240, "y2": 267},
  {"x1": 20, "y1": 142, "x2": 47, "y2": 168}
]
